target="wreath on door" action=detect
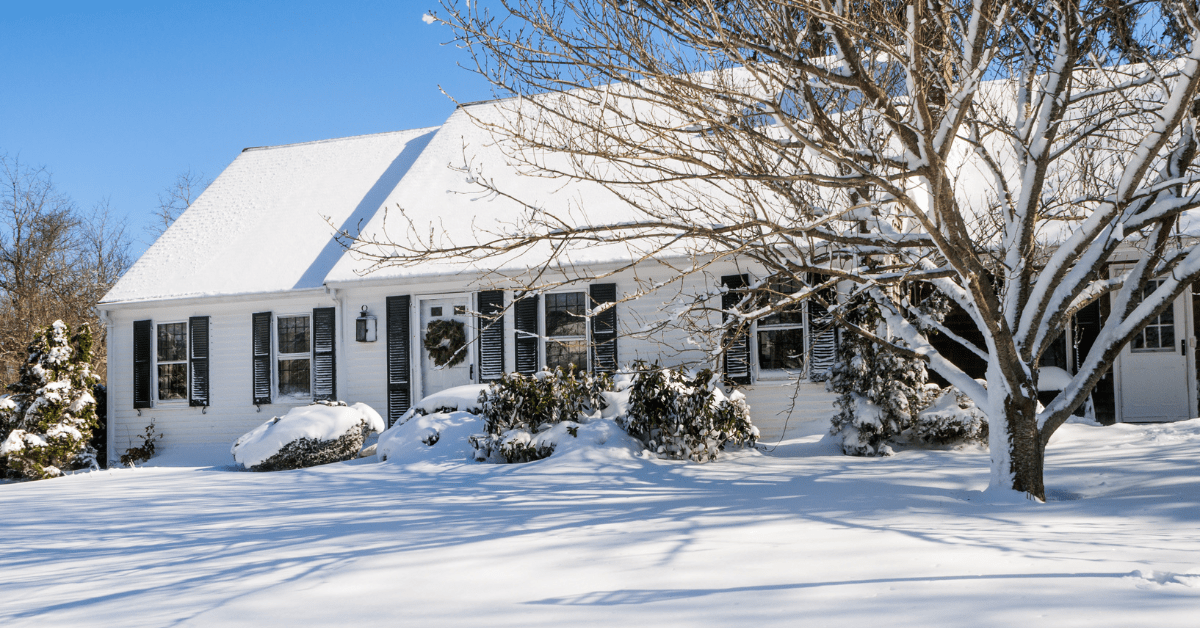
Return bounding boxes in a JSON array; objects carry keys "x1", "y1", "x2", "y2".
[{"x1": 424, "y1": 319, "x2": 467, "y2": 368}]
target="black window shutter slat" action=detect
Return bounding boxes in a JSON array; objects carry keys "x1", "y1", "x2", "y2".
[
  {"x1": 252, "y1": 312, "x2": 272, "y2": 405},
  {"x1": 721, "y1": 274, "x2": 752, "y2": 385},
  {"x1": 589, "y1": 283, "x2": 618, "y2": 375},
  {"x1": 312, "y1": 307, "x2": 337, "y2": 401},
  {"x1": 386, "y1": 295, "x2": 412, "y2": 426},
  {"x1": 807, "y1": 274, "x2": 838, "y2": 381},
  {"x1": 133, "y1": 320, "x2": 152, "y2": 409},
  {"x1": 477, "y1": 290, "x2": 505, "y2": 382},
  {"x1": 514, "y1": 293, "x2": 540, "y2": 375},
  {"x1": 189, "y1": 316, "x2": 210, "y2": 407}
]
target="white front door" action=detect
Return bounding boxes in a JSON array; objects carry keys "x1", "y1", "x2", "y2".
[
  {"x1": 420, "y1": 296, "x2": 475, "y2": 398},
  {"x1": 1118, "y1": 287, "x2": 1192, "y2": 422}
]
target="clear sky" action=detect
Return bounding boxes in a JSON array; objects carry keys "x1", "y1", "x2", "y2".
[{"x1": 0, "y1": 1, "x2": 493, "y2": 258}]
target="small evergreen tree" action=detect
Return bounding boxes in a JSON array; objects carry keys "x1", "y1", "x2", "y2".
[
  {"x1": 0, "y1": 321, "x2": 99, "y2": 480},
  {"x1": 827, "y1": 293, "x2": 931, "y2": 456}
]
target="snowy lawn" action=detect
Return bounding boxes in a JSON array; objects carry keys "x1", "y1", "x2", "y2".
[{"x1": 2, "y1": 420, "x2": 1198, "y2": 627}]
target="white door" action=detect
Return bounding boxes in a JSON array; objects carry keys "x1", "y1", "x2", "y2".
[
  {"x1": 1118, "y1": 286, "x2": 1191, "y2": 422},
  {"x1": 420, "y1": 296, "x2": 475, "y2": 398}
]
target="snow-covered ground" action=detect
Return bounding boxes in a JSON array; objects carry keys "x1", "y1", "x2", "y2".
[{"x1": 2, "y1": 419, "x2": 1198, "y2": 627}]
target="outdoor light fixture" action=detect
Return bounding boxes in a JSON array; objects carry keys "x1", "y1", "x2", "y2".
[{"x1": 356, "y1": 305, "x2": 377, "y2": 342}]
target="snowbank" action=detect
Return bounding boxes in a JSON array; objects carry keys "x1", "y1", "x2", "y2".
[{"x1": 232, "y1": 402, "x2": 385, "y2": 471}]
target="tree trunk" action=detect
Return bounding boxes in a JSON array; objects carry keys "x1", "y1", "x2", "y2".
[{"x1": 993, "y1": 386, "x2": 1046, "y2": 501}]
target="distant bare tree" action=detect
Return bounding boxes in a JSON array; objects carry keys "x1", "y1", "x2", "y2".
[
  {"x1": 0, "y1": 154, "x2": 131, "y2": 383},
  {"x1": 146, "y1": 168, "x2": 209, "y2": 242}
]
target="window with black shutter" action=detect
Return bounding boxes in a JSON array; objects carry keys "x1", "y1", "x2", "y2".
[
  {"x1": 189, "y1": 316, "x2": 210, "y2": 406},
  {"x1": 477, "y1": 291, "x2": 505, "y2": 382},
  {"x1": 133, "y1": 320, "x2": 153, "y2": 409},
  {"x1": 514, "y1": 293, "x2": 540, "y2": 375},
  {"x1": 252, "y1": 312, "x2": 272, "y2": 405},
  {"x1": 806, "y1": 274, "x2": 838, "y2": 380},
  {"x1": 386, "y1": 295, "x2": 412, "y2": 426},
  {"x1": 312, "y1": 307, "x2": 336, "y2": 401},
  {"x1": 589, "y1": 283, "x2": 617, "y2": 374},
  {"x1": 721, "y1": 274, "x2": 752, "y2": 385}
]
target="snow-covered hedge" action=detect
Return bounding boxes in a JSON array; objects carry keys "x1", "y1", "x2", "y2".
[
  {"x1": 472, "y1": 368, "x2": 611, "y2": 463},
  {"x1": 618, "y1": 364, "x2": 757, "y2": 462},
  {"x1": 912, "y1": 387, "x2": 989, "y2": 446},
  {"x1": 231, "y1": 401, "x2": 384, "y2": 471},
  {"x1": 0, "y1": 321, "x2": 99, "y2": 480}
]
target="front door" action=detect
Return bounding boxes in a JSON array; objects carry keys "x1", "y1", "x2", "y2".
[
  {"x1": 1118, "y1": 284, "x2": 1192, "y2": 422},
  {"x1": 420, "y1": 296, "x2": 475, "y2": 398}
]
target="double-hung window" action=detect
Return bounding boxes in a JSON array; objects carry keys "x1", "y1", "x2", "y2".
[
  {"x1": 755, "y1": 278, "x2": 807, "y2": 373},
  {"x1": 545, "y1": 292, "x2": 588, "y2": 371},
  {"x1": 277, "y1": 315, "x2": 311, "y2": 397},
  {"x1": 1132, "y1": 280, "x2": 1175, "y2": 352},
  {"x1": 157, "y1": 322, "x2": 188, "y2": 401}
]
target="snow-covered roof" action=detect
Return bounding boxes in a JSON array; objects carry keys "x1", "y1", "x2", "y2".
[{"x1": 102, "y1": 127, "x2": 438, "y2": 304}]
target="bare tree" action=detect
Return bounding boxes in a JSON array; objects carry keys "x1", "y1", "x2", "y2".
[
  {"x1": 360, "y1": 1, "x2": 1200, "y2": 500},
  {"x1": 0, "y1": 154, "x2": 131, "y2": 382},
  {"x1": 146, "y1": 168, "x2": 209, "y2": 242}
]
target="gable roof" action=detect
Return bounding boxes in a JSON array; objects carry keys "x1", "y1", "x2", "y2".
[{"x1": 102, "y1": 127, "x2": 438, "y2": 304}]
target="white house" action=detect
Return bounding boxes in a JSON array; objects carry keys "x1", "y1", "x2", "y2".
[{"x1": 99, "y1": 99, "x2": 1200, "y2": 465}]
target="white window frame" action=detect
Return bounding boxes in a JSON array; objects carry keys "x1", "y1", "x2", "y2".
[
  {"x1": 752, "y1": 279, "x2": 812, "y2": 381},
  {"x1": 541, "y1": 289, "x2": 590, "y2": 372},
  {"x1": 274, "y1": 312, "x2": 313, "y2": 401},
  {"x1": 1131, "y1": 279, "x2": 1178, "y2": 353},
  {"x1": 154, "y1": 320, "x2": 189, "y2": 404}
]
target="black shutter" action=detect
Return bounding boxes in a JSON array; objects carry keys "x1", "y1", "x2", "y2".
[
  {"x1": 133, "y1": 320, "x2": 152, "y2": 409},
  {"x1": 589, "y1": 283, "x2": 618, "y2": 375},
  {"x1": 514, "y1": 293, "x2": 540, "y2": 375},
  {"x1": 189, "y1": 316, "x2": 210, "y2": 407},
  {"x1": 477, "y1": 290, "x2": 505, "y2": 382},
  {"x1": 386, "y1": 295, "x2": 412, "y2": 426},
  {"x1": 312, "y1": 307, "x2": 336, "y2": 401},
  {"x1": 721, "y1": 274, "x2": 752, "y2": 385},
  {"x1": 807, "y1": 275, "x2": 838, "y2": 381},
  {"x1": 252, "y1": 312, "x2": 272, "y2": 405}
]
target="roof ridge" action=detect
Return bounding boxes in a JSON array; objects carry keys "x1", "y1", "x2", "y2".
[{"x1": 241, "y1": 126, "x2": 441, "y2": 153}]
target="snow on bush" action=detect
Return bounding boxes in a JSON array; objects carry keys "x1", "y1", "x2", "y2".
[
  {"x1": 827, "y1": 294, "x2": 932, "y2": 457},
  {"x1": 472, "y1": 368, "x2": 611, "y2": 463},
  {"x1": 231, "y1": 401, "x2": 385, "y2": 471},
  {"x1": 913, "y1": 387, "x2": 989, "y2": 446},
  {"x1": 0, "y1": 321, "x2": 99, "y2": 480},
  {"x1": 618, "y1": 363, "x2": 757, "y2": 462}
]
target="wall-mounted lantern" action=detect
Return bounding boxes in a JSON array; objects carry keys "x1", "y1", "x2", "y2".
[{"x1": 356, "y1": 305, "x2": 377, "y2": 342}]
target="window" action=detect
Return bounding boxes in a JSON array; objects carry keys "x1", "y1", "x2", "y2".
[
  {"x1": 277, "y1": 315, "x2": 311, "y2": 397},
  {"x1": 545, "y1": 292, "x2": 588, "y2": 371},
  {"x1": 157, "y1": 322, "x2": 187, "y2": 401},
  {"x1": 756, "y1": 278, "x2": 807, "y2": 372},
  {"x1": 1132, "y1": 280, "x2": 1175, "y2": 352}
]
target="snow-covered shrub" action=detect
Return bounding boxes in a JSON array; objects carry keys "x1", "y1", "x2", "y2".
[
  {"x1": 232, "y1": 401, "x2": 385, "y2": 471},
  {"x1": 913, "y1": 387, "x2": 989, "y2": 446},
  {"x1": 472, "y1": 368, "x2": 611, "y2": 463},
  {"x1": 0, "y1": 321, "x2": 99, "y2": 480},
  {"x1": 617, "y1": 363, "x2": 757, "y2": 462},
  {"x1": 120, "y1": 421, "x2": 161, "y2": 466},
  {"x1": 827, "y1": 294, "x2": 930, "y2": 456}
]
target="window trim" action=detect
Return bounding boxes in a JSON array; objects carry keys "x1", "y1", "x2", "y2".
[
  {"x1": 752, "y1": 278, "x2": 814, "y2": 382},
  {"x1": 274, "y1": 312, "x2": 313, "y2": 401},
  {"x1": 154, "y1": 320, "x2": 190, "y2": 404},
  {"x1": 541, "y1": 289, "x2": 590, "y2": 372}
]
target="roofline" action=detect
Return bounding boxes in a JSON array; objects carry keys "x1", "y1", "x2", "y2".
[
  {"x1": 99, "y1": 286, "x2": 330, "y2": 310},
  {"x1": 240, "y1": 126, "x2": 441, "y2": 153}
]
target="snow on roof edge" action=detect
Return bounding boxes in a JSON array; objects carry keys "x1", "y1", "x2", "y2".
[{"x1": 239, "y1": 126, "x2": 441, "y2": 154}]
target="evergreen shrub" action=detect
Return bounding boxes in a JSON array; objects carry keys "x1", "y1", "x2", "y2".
[
  {"x1": 618, "y1": 363, "x2": 757, "y2": 462},
  {"x1": 471, "y1": 367, "x2": 611, "y2": 463},
  {"x1": 912, "y1": 387, "x2": 989, "y2": 445}
]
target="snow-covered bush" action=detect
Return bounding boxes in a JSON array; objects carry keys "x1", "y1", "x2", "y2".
[
  {"x1": 827, "y1": 295, "x2": 931, "y2": 457},
  {"x1": 0, "y1": 321, "x2": 99, "y2": 480},
  {"x1": 232, "y1": 401, "x2": 385, "y2": 471},
  {"x1": 912, "y1": 387, "x2": 989, "y2": 446},
  {"x1": 618, "y1": 363, "x2": 757, "y2": 462},
  {"x1": 472, "y1": 368, "x2": 611, "y2": 463}
]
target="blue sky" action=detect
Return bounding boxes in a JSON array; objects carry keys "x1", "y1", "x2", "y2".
[{"x1": 0, "y1": 1, "x2": 492, "y2": 257}]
